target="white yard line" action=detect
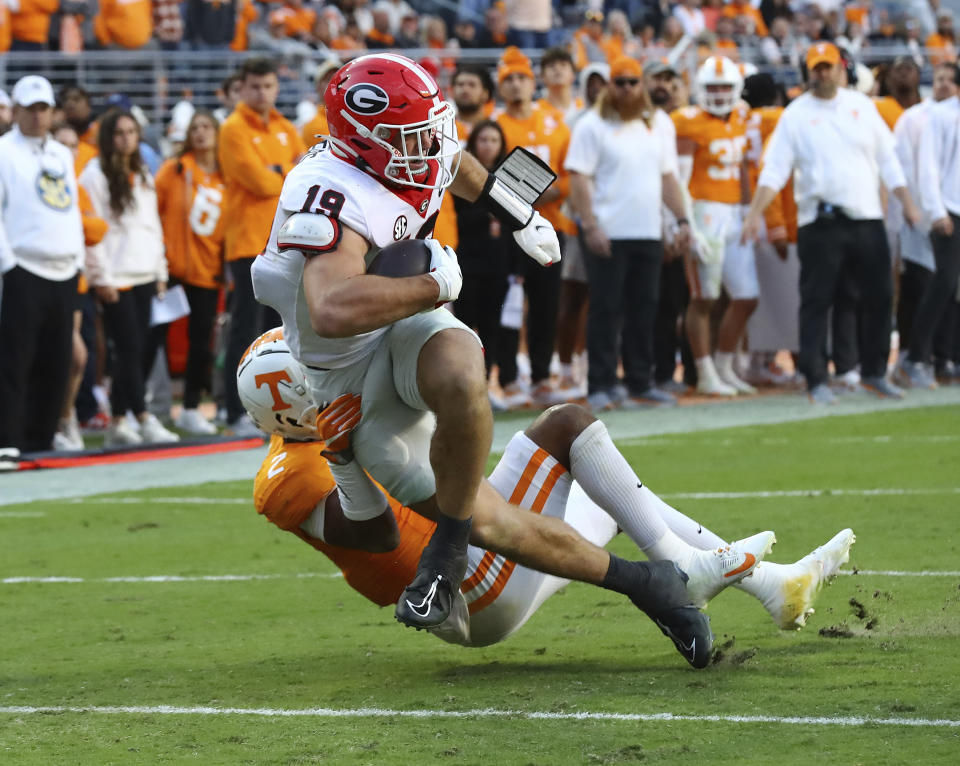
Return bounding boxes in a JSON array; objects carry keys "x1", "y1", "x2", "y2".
[
  {"x1": 662, "y1": 487, "x2": 960, "y2": 500},
  {"x1": 0, "y1": 704, "x2": 956, "y2": 728},
  {"x1": 2, "y1": 569, "x2": 956, "y2": 586}
]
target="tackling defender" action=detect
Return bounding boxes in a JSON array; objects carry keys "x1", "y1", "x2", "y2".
[
  {"x1": 251, "y1": 54, "x2": 562, "y2": 632},
  {"x1": 239, "y1": 332, "x2": 855, "y2": 663}
]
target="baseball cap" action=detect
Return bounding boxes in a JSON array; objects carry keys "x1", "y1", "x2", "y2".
[
  {"x1": 497, "y1": 46, "x2": 535, "y2": 83},
  {"x1": 314, "y1": 57, "x2": 342, "y2": 83},
  {"x1": 806, "y1": 42, "x2": 840, "y2": 69},
  {"x1": 11, "y1": 75, "x2": 56, "y2": 107},
  {"x1": 610, "y1": 56, "x2": 643, "y2": 80},
  {"x1": 644, "y1": 59, "x2": 678, "y2": 78}
]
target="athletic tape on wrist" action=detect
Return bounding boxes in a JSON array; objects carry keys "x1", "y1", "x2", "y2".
[{"x1": 329, "y1": 460, "x2": 387, "y2": 522}]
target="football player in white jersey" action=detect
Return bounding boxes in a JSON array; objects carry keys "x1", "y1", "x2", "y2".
[{"x1": 251, "y1": 54, "x2": 561, "y2": 632}]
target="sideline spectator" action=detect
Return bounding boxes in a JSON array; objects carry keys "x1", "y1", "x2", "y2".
[
  {"x1": 373, "y1": 0, "x2": 414, "y2": 36},
  {"x1": 155, "y1": 110, "x2": 226, "y2": 434},
  {"x1": 926, "y1": 9, "x2": 958, "y2": 66},
  {"x1": 187, "y1": 0, "x2": 242, "y2": 50},
  {"x1": 495, "y1": 47, "x2": 572, "y2": 408},
  {"x1": 451, "y1": 63, "x2": 495, "y2": 140},
  {"x1": 395, "y1": 12, "x2": 421, "y2": 48},
  {"x1": 673, "y1": 0, "x2": 706, "y2": 38},
  {"x1": 81, "y1": 109, "x2": 180, "y2": 445},
  {"x1": 214, "y1": 72, "x2": 243, "y2": 125},
  {"x1": 505, "y1": 0, "x2": 552, "y2": 49},
  {"x1": 893, "y1": 62, "x2": 960, "y2": 387},
  {"x1": 573, "y1": 9, "x2": 610, "y2": 70},
  {"x1": 218, "y1": 57, "x2": 303, "y2": 436},
  {"x1": 0, "y1": 90, "x2": 11, "y2": 134},
  {"x1": 0, "y1": 76, "x2": 84, "y2": 459},
  {"x1": 905, "y1": 65, "x2": 960, "y2": 389},
  {"x1": 230, "y1": 0, "x2": 260, "y2": 53},
  {"x1": 50, "y1": 121, "x2": 109, "y2": 451},
  {"x1": 153, "y1": 0, "x2": 184, "y2": 51},
  {"x1": 476, "y1": 3, "x2": 509, "y2": 48},
  {"x1": 299, "y1": 58, "x2": 341, "y2": 146},
  {"x1": 743, "y1": 43, "x2": 922, "y2": 404},
  {"x1": 452, "y1": 120, "x2": 511, "y2": 403},
  {"x1": 365, "y1": 7, "x2": 395, "y2": 48},
  {"x1": 10, "y1": 0, "x2": 58, "y2": 52},
  {"x1": 566, "y1": 56, "x2": 690, "y2": 411}
]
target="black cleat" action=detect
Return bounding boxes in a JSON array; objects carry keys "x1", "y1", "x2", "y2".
[
  {"x1": 395, "y1": 571, "x2": 461, "y2": 630},
  {"x1": 628, "y1": 560, "x2": 714, "y2": 669}
]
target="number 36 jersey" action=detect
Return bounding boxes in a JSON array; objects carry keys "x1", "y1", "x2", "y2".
[
  {"x1": 253, "y1": 144, "x2": 453, "y2": 370},
  {"x1": 672, "y1": 103, "x2": 750, "y2": 205}
]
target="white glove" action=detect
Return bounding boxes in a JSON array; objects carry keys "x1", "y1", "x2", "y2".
[
  {"x1": 425, "y1": 238, "x2": 462, "y2": 306},
  {"x1": 513, "y1": 211, "x2": 561, "y2": 266}
]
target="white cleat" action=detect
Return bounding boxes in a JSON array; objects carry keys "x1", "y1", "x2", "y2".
[
  {"x1": 717, "y1": 367, "x2": 758, "y2": 395},
  {"x1": 680, "y1": 531, "x2": 777, "y2": 608},
  {"x1": 755, "y1": 528, "x2": 857, "y2": 630},
  {"x1": 696, "y1": 374, "x2": 738, "y2": 397}
]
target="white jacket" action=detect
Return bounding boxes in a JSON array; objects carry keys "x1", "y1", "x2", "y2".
[
  {"x1": 81, "y1": 158, "x2": 168, "y2": 288},
  {"x1": 0, "y1": 127, "x2": 84, "y2": 281}
]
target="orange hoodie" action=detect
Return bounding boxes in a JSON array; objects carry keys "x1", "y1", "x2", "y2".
[
  {"x1": 218, "y1": 101, "x2": 304, "y2": 261},
  {"x1": 10, "y1": 0, "x2": 59, "y2": 44},
  {"x1": 155, "y1": 153, "x2": 227, "y2": 289},
  {"x1": 1, "y1": 2, "x2": 11, "y2": 52}
]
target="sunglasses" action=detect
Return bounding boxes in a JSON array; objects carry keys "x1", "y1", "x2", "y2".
[{"x1": 613, "y1": 77, "x2": 641, "y2": 87}]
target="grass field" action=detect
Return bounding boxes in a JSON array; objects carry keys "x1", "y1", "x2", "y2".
[{"x1": 1, "y1": 405, "x2": 959, "y2": 764}]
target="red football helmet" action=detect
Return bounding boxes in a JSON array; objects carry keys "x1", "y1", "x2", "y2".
[{"x1": 325, "y1": 53, "x2": 460, "y2": 189}]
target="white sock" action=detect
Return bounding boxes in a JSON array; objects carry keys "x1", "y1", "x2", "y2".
[
  {"x1": 714, "y1": 350, "x2": 735, "y2": 378},
  {"x1": 569, "y1": 420, "x2": 689, "y2": 560},
  {"x1": 559, "y1": 362, "x2": 574, "y2": 379},
  {"x1": 654, "y1": 501, "x2": 728, "y2": 550}
]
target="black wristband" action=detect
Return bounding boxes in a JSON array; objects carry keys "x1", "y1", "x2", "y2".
[{"x1": 676, "y1": 218, "x2": 689, "y2": 226}]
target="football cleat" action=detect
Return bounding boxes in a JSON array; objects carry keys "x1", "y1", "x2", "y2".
[
  {"x1": 395, "y1": 571, "x2": 461, "y2": 630},
  {"x1": 680, "y1": 531, "x2": 777, "y2": 608},
  {"x1": 627, "y1": 560, "x2": 714, "y2": 669},
  {"x1": 753, "y1": 528, "x2": 856, "y2": 630}
]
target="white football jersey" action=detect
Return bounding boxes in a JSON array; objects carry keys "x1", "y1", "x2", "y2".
[{"x1": 253, "y1": 145, "x2": 453, "y2": 369}]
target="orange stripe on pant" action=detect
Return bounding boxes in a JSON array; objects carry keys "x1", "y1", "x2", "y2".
[{"x1": 465, "y1": 456, "x2": 568, "y2": 615}]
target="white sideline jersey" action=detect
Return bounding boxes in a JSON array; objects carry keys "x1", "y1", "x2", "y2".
[{"x1": 253, "y1": 145, "x2": 454, "y2": 369}]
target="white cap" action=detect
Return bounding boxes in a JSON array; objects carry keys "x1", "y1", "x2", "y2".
[
  {"x1": 0, "y1": 89, "x2": 11, "y2": 108},
  {"x1": 12, "y1": 75, "x2": 56, "y2": 107}
]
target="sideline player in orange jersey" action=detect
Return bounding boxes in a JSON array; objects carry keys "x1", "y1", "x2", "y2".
[
  {"x1": 495, "y1": 47, "x2": 575, "y2": 408},
  {"x1": 673, "y1": 55, "x2": 758, "y2": 397},
  {"x1": 239, "y1": 330, "x2": 855, "y2": 652}
]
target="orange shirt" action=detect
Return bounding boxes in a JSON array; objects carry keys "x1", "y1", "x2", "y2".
[
  {"x1": 496, "y1": 105, "x2": 574, "y2": 234},
  {"x1": 1, "y1": 2, "x2": 11, "y2": 51},
  {"x1": 254, "y1": 436, "x2": 436, "y2": 608},
  {"x1": 746, "y1": 106, "x2": 797, "y2": 243},
  {"x1": 93, "y1": 0, "x2": 153, "y2": 49},
  {"x1": 270, "y1": 5, "x2": 316, "y2": 38},
  {"x1": 230, "y1": 0, "x2": 259, "y2": 52},
  {"x1": 78, "y1": 185, "x2": 108, "y2": 248},
  {"x1": 300, "y1": 106, "x2": 329, "y2": 149},
  {"x1": 926, "y1": 33, "x2": 958, "y2": 66},
  {"x1": 75, "y1": 142, "x2": 98, "y2": 177},
  {"x1": 433, "y1": 191, "x2": 458, "y2": 251},
  {"x1": 672, "y1": 104, "x2": 750, "y2": 204},
  {"x1": 10, "y1": 0, "x2": 59, "y2": 44},
  {"x1": 218, "y1": 101, "x2": 304, "y2": 261},
  {"x1": 155, "y1": 153, "x2": 226, "y2": 289},
  {"x1": 873, "y1": 96, "x2": 904, "y2": 131},
  {"x1": 721, "y1": 2, "x2": 768, "y2": 36}
]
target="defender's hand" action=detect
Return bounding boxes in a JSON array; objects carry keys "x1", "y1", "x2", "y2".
[{"x1": 316, "y1": 393, "x2": 362, "y2": 465}]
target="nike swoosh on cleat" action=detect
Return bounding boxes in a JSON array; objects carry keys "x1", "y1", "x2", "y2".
[
  {"x1": 723, "y1": 552, "x2": 756, "y2": 578},
  {"x1": 404, "y1": 576, "x2": 441, "y2": 619},
  {"x1": 656, "y1": 619, "x2": 696, "y2": 659}
]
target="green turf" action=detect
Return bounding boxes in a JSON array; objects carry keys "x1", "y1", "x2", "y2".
[{"x1": 2, "y1": 406, "x2": 959, "y2": 764}]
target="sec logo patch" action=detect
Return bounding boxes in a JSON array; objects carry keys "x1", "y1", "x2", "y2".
[{"x1": 393, "y1": 215, "x2": 408, "y2": 240}]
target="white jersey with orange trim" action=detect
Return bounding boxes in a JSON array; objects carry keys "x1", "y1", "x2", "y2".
[
  {"x1": 253, "y1": 430, "x2": 618, "y2": 647},
  {"x1": 252, "y1": 144, "x2": 455, "y2": 371}
]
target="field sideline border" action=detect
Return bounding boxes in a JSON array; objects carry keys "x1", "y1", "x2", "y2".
[
  {"x1": 0, "y1": 704, "x2": 957, "y2": 729},
  {"x1": 2, "y1": 386, "x2": 958, "y2": 506}
]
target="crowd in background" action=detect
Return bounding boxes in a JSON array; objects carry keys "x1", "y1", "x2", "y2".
[{"x1": 1, "y1": 0, "x2": 960, "y2": 464}]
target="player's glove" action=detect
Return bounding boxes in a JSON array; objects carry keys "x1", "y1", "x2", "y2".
[
  {"x1": 513, "y1": 211, "x2": 562, "y2": 267},
  {"x1": 425, "y1": 238, "x2": 462, "y2": 307},
  {"x1": 316, "y1": 392, "x2": 362, "y2": 465}
]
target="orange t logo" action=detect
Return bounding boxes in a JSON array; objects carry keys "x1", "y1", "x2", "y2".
[{"x1": 254, "y1": 370, "x2": 292, "y2": 411}]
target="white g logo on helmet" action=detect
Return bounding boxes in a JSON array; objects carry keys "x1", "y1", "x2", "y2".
[
  {"x1": 236, "y1": 329, "x2": 319, "y2": 440},
  {"x1": 344, "y1": 83, "x2": 390, "y2": 115}
]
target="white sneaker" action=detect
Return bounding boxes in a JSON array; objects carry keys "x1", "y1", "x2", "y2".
[
  {"x1": 53, "y1": 430, "x2": 83, "y2": 451},
  {"x1": 226, "y1": 414, "x2": 264, "y2": 438},
  {"x1": 547, "y1": 375, "x2": 584, "y2": 404},
  {"x1": 488, "y1": 390, "x2": 507, "y2": 412},
  {"x1": 716, "y1": 366, "x2": 758, "y2": 395},
  {"x1": 501, "y1": 382, "x2": 532, "y2": 409},
  {"x1": 747, "y1": 528, "x2": 856, "y2": 630},
  {"x1": 679, "y1": 531, "x2": 777, "y2": 608},
  {"x1": 139, "y1": 413, "x2": 180, "y2": 443},
  {"x1": 696, "y1": 371, "x2": 738, "y2": 397},
  {"x1": 176, "y1": 408, "x2": 218, "y2": 435},
  {"x1": 105, "y1": 419, "x2": 143, "y2": 447}
]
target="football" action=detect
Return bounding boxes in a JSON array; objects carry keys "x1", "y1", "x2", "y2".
[{"x1": 366, "y1": 238, "x2": 432, "y2": 277}]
